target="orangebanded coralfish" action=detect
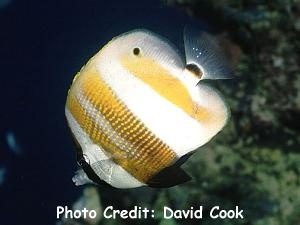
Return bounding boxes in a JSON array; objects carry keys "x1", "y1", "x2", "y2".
[{"x1": 65, "y1": 27, "x2": 233, "y2": 188}]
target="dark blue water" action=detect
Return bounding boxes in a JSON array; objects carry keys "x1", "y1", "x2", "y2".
[{"x1": 0, "y1": 1, "x2": 196, "y2": 224}]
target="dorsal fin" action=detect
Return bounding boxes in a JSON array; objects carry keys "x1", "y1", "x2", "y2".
[{"x1": 184, "y1": 25, "x2": 234, "y2": 80}]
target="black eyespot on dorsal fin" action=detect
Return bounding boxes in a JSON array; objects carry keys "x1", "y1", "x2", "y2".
[{"x1": 184, "y1": 25, "x2": 234, "y2": 80}]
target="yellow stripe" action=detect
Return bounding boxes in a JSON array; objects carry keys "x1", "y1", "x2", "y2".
[
  {"x1": 66, "y1": 62, "x2": 177, "y2": 182},
  {"x1": 121, "y1": 56, "x2": 212, "y2": 122}
]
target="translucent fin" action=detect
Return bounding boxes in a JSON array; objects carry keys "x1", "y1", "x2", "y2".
[
  {"x1": 184, "y1": 26, "x2": 234, "y2": 80},
  {"x1": 72, "y1": 169, "x2": 94, "y2": 186}
]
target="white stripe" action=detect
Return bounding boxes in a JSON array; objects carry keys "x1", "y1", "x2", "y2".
[{"x1": 95, "y1": 56, "x2": 217, "y2": 157}]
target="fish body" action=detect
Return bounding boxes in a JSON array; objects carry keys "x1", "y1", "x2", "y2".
[{"x1": 65, "y1": 28, "x2": 231, "y2": 188}]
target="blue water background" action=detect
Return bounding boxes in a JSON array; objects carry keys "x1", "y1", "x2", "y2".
[{"x1": 0, "y1": 0, "x2": 204, "y2": 224}]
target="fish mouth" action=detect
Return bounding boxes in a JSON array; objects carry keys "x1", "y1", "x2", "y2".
[{"x1": 185, "y1": 63, "x2": 203, "y2": 79}]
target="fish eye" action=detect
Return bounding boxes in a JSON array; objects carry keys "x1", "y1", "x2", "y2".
[{"x1": 133, "y1": 47, "x2": 141, "y2": 56}]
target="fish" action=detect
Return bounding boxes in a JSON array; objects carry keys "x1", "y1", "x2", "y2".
[{"x1": 65, "y1": 27, "x2": 233, "y2": 189}]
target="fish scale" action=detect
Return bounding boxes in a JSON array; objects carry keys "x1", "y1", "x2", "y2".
[
  {"x1": 67, "y1": 65, "x2": 177, "y2": 182},
  {"x1": 66, "y1": 28, "x2": 230, "y2": 188}
]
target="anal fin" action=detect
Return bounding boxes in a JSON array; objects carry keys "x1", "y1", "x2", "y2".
[{"x1": 147, "y1": 166, "x2": 191, "y2": 188}]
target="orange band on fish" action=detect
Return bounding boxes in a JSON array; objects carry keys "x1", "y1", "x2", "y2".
[{"x1": 65, "y1": 28, "x2": 230, "y2": 188}]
